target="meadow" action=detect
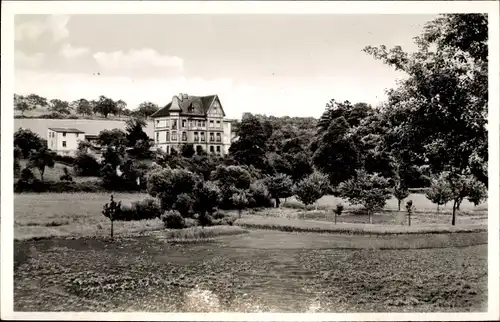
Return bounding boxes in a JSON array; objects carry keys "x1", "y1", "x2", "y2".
[
  {"x1": 14, "y1": 118, "x2": 155, "y2": 139},
  {"x1": 13, "y1": 192, "x2": 488, "y2": 312}
]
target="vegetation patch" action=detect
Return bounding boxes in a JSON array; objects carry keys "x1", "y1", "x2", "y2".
[{"x1": 235, "y1": 216, "x2": 486, "y2": 235}]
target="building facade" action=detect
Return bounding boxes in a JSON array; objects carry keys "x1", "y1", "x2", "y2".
[
  {"x1": 47, "y1": 127, "x2": 85, "y2": 156},
  {"x1": 151, "y1": 94, "x2": 233, "y2": 155}
]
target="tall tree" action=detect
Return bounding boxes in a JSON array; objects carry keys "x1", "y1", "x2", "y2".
[
  {"x1": 364, "y1": 14, "x2": 488, "y2": 225},
  {"x1": 73, "y1": 98, "x2": 93, "y2": 116},
  {"x1": 94, "y1": 95, "x2": 118, "y2": 118},
  {"x1": 229, "y1": 114, "x2": 268, "y2": 168},
  {"x1": 49, "y1": 99, "x2": 71, "y2": 114},
  {"x1": 28, "y1": 148, "x2": 56, "y2": 181},
  {"x1": 137, "y1": 101, "x2": 159, "y2": 118},
  {"x1": 14, "y1": 128, "x2": 45, "y2": 158},
  {"x1": 116, "y1": 99, "x2": 128, "y2": 118}
]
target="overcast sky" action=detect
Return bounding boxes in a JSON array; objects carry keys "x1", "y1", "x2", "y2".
[{"x1": 14, "y1": 14, "x2": 437, "y2": 119}]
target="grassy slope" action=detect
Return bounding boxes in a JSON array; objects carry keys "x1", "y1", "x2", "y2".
[
  {"x1": 14, "y1": 234, "x2": 487, "y2": 312},
  {"x1": 14, "y1": 192, "x2": 488, "y2": 240},
  {"x1": 18, "y1": 160, "x2": 98, "y2": 183}
]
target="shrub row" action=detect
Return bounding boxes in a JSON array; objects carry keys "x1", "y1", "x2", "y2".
[
  {"x1": 54, "y1": 154, "x2": 76, "y2": 165},
  {"x1": 235, "y1": 216, "x2": 487, "y2": 235},
  {"x1": 14, "y1": 179, "x2": 105, "y2": 193},
  {"x1": 117, "y1": 198, "x2": 162, "y2": 221}
]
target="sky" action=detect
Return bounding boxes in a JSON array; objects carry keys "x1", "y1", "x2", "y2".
[{"x1": 14, "y1": 14, "x2": 437, "y2": 119}]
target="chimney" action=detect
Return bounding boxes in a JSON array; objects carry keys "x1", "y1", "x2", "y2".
[
  {"x1": 183, "y1": 93, "x2": 189, "y2": 100},
  {"x1": 178, "y1": 93, "x2": 184, "y2": 101}
]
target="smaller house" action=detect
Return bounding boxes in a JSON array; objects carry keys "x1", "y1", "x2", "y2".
[{"x1": 47, "y1": 128, "x2": 85, "y2": 156}]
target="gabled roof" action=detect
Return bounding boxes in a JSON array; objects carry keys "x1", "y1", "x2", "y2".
[
  {"x1": 48, "y1": 127, "x2": 85, "y2": 134},
  {"x1": 151, "y1": 94, "x2": 224, "y2": 118}
]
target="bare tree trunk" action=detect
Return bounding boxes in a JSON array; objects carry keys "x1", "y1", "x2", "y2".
[
  {"x1": 437, "y1": 204, "x2": 440, "y2": 212},
  {"x1": 452, "y1": 199, "x2": 457, "y2": 226},
  {"x1": 238, "y1": 209, "x2": 242, "y2": 219},
  {"x1": 369, "y1": 211, "x2": 373, "y2": 224},
  {"x1": 408, "y1": 211, "x2": 411, "y2": 226},
  {"x1": 110, "y1": 220, "x2": 114, "y2": 239},
  {"x1": 275, "y1": 198, "x2": 280, "y2": 208},
  {"x1": 334, "y1": 212, "x2": 337, "y2": 225},
  {"x1": 398, "y1": 199, "x2": 401, "y2": 211}
]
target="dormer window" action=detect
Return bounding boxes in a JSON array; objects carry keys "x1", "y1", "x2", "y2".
[{"x1": 188, "y1": 104, "x2": 194, "y2": 113}]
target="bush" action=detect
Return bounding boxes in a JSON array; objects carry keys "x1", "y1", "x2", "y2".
[
  {"x1": 14, "y1": 179, "x2": 104, "y2": 193},
  {"x1": 294, "y1": 172, "x2": 329, "y2": 208},
  {"x1": 74, "y1": 153, "x2": 101, "y2": 177},
  {"x1": 425, "y1": 173, "x2": 453, "y2": 211},
  {"x1": 54, "y1": 154, "x2": 76, "y2": 165},
  {"x1": 131, "y1": 197, "x2": 162, "y2": 220},
  {"x1": 161, "y1": 210, "x2": 186, "y2": 229},
  {"x1": 59, "y1": 167, "x2": 73, "y2": 181},
  {"x1": 247, "y1": 180, "x2": 273, "y2": 208}
]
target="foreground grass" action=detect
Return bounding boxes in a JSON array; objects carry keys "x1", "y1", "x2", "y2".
[
  {"x1": 14, "y1": 192, "x2": 151, "y2": 240},
  {"x1": 236, "y1": 216, "x2": 487, "y2": 235},
  {"x1": 14, "y1": 233, "x2": 487, "y2": 312}
]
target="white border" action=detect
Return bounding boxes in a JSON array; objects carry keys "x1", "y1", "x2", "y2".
[{"x1": 2, "y1": 1, "x2": 499, "y2": 321}]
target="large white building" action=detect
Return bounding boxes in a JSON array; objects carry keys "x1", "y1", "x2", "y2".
[
  {"x1": 47, "y1": 127, "x2": 85, "y2": 156},
  {"x1": 151, "y1": 94, "x2": 235, "y2": 155}
]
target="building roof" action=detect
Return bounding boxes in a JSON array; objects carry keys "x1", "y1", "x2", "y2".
[
  {"x1": 48, "y1": 127, "x2": 85, "y2": 134},
  {"x1": 151, "y1": 94, "x2": 224, "y2": 118}
]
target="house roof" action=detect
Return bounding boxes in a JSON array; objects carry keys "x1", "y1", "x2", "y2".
[
  {"x1": 48, "y1": 127, "x2": 85, "y2": 134},
  {"x1": 151, "y1": 94, "x2": 224, "y2": 118}
]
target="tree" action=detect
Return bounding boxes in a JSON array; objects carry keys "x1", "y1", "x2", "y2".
[
  {"x1": 264, "y1": 173, "x2": 294, "y2": 208},
  {"x1": 229, "y1": 114, "x2": 268, "y2": 168},
  {"x1": 28, "y1": 148, "x2": 56, "y2": 181},
  {"x1": 312, "y1": 115, "x2": 360, "y2": 186},
  {"x1": 136, "y1": 101, "x2": 159, "y2": 118},
  {"x1": 73, "y1": 98, "x2": 93, "y2": 116},
  {"x1": 14, "y1": 94, "x2": 31, "y2": 116},
  {"x1": 210, "y1": 165, "x2": 252, "y2": 190},
  {"x1": 94, "y1": 95, "x2": 118, "y2": 118},
  {"x1": 393, "y1": 181, "x2": 410, "y2": 211},
  {"x1": 97, "y1": 129, "x2": 128, "y2": 147},
  {"x1": 193, "y1": 181, "x2": 222, "y2": 226},
  {"x1": 405, "y1": 200, "x2": 416, "y2": 226},
  {"x1": 49, "y1": 99, "x2": 71, "y2": 114},
  {"x1": 116, "y1": 99, "x2": 127, "y2": 118},
  {"x1": 425, "y1": 173, "x2": 453, "y2": 212},
  {"x1": 466, "y1": 177, "x2": 487, "y2": 207},
  {"x1": 333, "y1": 203, "x2": 344, "y2": 225},
  {"x1": 147, "y1": 167, "x2": 200, "y2": 212},
  {"x1": 338, "y1": 170, "x2": 392, "y2": 224},
  {"x1": 125, "y1": 118, "x2": 151, "y2": 158},
  {"x1": 102, "y1": 195, "x2": 122, "y2": 239},
  {"x1": 14, "y1": 128, "x2": 45, "y2": 158},
  {"x1": 25, "y1": 94, "x2": 49, "y2": 108},
  {"x1": 74, "y1": 152, "x2": 100, "y2": 177},
  {"x1": 364, "y1": 14, "x2": 488, "y2": 224},
  {"x1": 231, "y1": 190, "x2": 248, "y2": 219},
  {"x1": 295, "y1": 172, "x2": 329, "y2": 210},
  {"x1": 181, "y1": 144, "x2": 196, "y2": 158}
]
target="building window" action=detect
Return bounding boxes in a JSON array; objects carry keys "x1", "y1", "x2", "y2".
[
  {"x1": 210, "y1": 133, "x2": 215, "y2": 142},
  {"x1": 182, "y1": 131, "x2": 187, "y2": 141},
  {"x1": 197, "y1": 120, "x2": 202, "y2": 127},
  {"x1": 210, "y1": 120, "x2": 214, "y2": 128},
  {"x1": 216, "y1": 120, "x2": 221, "y2": 128},
  {"x1": 166, "y1": 131, "x2": 170, "y2": 141},
  {"x1": 63, "y1": 132, "x2": 66, "y2": 137},
  {"x1": 172, "y1": 120, "x2": 177, "y2": 130},
  {"x1": 166, "y1": 145, "x2": 170, "y2": 154},
  {"x1": 156, "y1": 132, "x2": 159, "y2": 142},
  {"x1": 194, "y1": 132, "x2": 199, "y2": 142},
  {"x1": 189, "y1": 120, "x2": 193, "y2": 128},
  {"x1": 200, "y1": 132, "x2": 205, "y2": 142},
  {"x1": 216, "y1": 146, "x2": 221, "y2": 153},
  {"x1": 182, "y1": 119, "x2": 187, "y2": 128},
  {"x1": 210, "y1": 146, "x2": 214, "y2": 153},
  {"x1": 216, "y1": 133, "x2": 221, "y2": 142},
  {"x1": 62, "y1": 141, "x2": 67, "y2": 147},
  {"x1": 171, "y1": 131, "x2": 177, "y2": 141},
  {"x1": 196, "y1": 145, "x2": 203, "y2": 154},
  {"x1": 202, "y1": 120, "x2": 206, "y2": 127}
]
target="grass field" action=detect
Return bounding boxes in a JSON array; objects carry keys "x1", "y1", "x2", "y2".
[
  {"x1": 14, "y1": 118, "x2": 155, "y2": 139},
  {"x1": 14, "y1": 192, "x2": 488, "y2": 240},
  {"x1": 13, "y1": 192, "x2": 488, "y2": 312},
  {"x1": 17, "y1": 160, "x2": 99, "y2": 182},
  {"x1": 14, "y1": 232, "x2": 487, "y2": 312}
]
